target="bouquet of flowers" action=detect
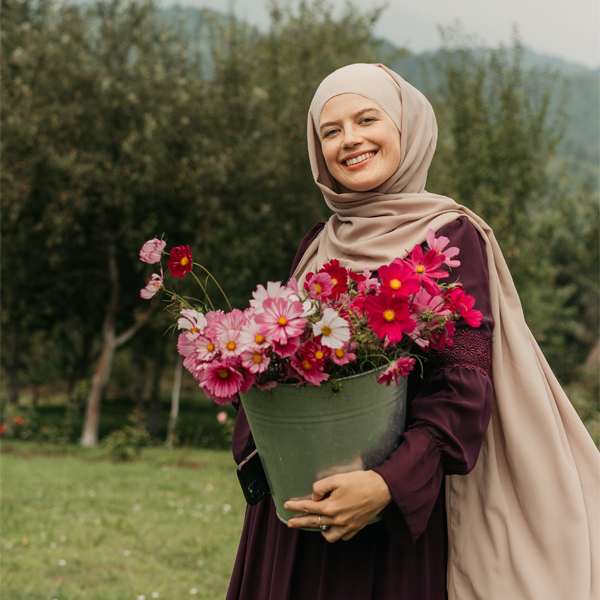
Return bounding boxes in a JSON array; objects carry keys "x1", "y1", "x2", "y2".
[{"x1": 138, "y1": 230, "x2": 481, "y2": 405}]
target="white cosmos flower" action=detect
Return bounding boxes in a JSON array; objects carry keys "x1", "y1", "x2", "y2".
[
  {"x1": 312, "y1": 307, "x2": 351, "y2": 349},
  {"x1": 250, "y1": 281, "x2": 295, "y2": 312},
  {"x1": 177, "y1": 309, "x2": 207, "y2": 332}
]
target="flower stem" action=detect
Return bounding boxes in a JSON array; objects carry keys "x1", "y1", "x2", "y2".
[
  {"x1": 192, "y1": 263, "x2": 233, "y2": 311},
  {"x1": 189, "y1": 270, "x2": 216, "y2": 311}
]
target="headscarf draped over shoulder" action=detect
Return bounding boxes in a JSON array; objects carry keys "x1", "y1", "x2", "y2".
[{"x1": 296, "y1": 63, "x2": 600, "y2": 600}]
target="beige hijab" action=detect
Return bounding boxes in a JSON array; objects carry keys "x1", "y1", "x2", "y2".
[{"x1": 295, "y1": 64, "x2": 599, "y2": 600}]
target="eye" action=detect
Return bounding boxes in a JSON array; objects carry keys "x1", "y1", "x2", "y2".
[
  {"x1": 322, "y1": 128, "x2": 339, "y2": 139},
  {"x1": 360, "y1": 117, "x2": 375, "y2": 125}
]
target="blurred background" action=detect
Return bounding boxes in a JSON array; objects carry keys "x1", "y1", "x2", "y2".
[{"x1": 1, "y1": 0, "x2": 598, "y2": 597}]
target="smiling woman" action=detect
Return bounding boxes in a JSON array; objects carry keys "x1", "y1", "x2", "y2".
[
  {"x1": 318, "y1": 96, "x2": 401, "y2": 192},
  {"x1": 225, "y1": 63, "x2": 599, "y2": 600}
]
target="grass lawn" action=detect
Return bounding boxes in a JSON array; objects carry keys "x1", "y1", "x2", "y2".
[{"x1": 1, "y1": 441, "x2": 247, "y2": 600}]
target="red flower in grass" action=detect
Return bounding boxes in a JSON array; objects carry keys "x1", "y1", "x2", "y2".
[
  {"x1": 319, "y1": 260, "x2": 348, "y2": 298},
  {"x1": 364, "y1": 290, "x2": 415, "y2": 343},
  {"x1": 0, "y1": 423, "x2": 7, "y2": 435},
  {"x1": 168, "y1": 245, "x2": 193, "y2": 279},
  {"x1": 447, "y1": 288, "x2": 482, "y2": 327},
  {"x1": 403, "y1": 245, "x2": 448, "y2": 295},
  {"x1": 13, "y1": 415, "x2": 25, "y2": 425}
]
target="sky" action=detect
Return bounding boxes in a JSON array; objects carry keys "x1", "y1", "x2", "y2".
[{"x1": 167, "y1": 0, "x2": 600, "y2": 70}]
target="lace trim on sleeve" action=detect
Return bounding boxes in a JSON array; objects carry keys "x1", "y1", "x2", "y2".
[{"x1": 424, "y1": 329, "x2": 491, "y2": 377}]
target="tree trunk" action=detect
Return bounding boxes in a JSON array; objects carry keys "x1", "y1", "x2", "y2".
[
  {"x1": 166, "y1": 356, "x2": 183, "y2": 447},
  {"x1": 133, "y1": 335, "x2": 146, "y2": 425},
  {"x1": 148, "y1": 336, "x2": 166, "y2": 437},
  {"x1": 80, "y1": 244, "x2": 151, "y2": 447},
  {"x1": 7, "y1": 320, "x2": 20, "y2": 405}
]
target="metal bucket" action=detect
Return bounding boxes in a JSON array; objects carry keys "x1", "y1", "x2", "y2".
[{"x1": 240, "y1": 367, "x2": 407, "y2": 528}]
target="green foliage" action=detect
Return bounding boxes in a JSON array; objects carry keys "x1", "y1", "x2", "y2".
[{"x1": 101, "y1": 410, "x2": 151, "y2": 459}]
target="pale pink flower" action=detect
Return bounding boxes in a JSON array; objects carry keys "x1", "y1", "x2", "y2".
[
  {"x1": 177, "y1": 309, "x2": 207, "y2": 333},
  {"x1": 194, "y1": 335, "x2": 219, "y2": 362},
  {"x1": 213, "y1": 309, "x2": 247, "y2": 337},
  {"x1": 249, "y1": 281, "x2": 295, "y2": 313},
  {"x1": 204, "y1": 310, "x2": 225, "y2": 338},
  {"x1": 177, "y1": 332, "x2": 196, "y2": 358},
  {"x1": 239, "y1": 316, "x2": 271, "y2": 349},
  {"x1": 254, "y1": 298, "x2": 305, "y2": 345},
  {"x1": 140, "y1": 269, "x2": 163, "y2": 299},
  {"x1": 139, "y1": 238, "x2": 166, "y2": 264},
  {"x1": 216, "y1": 412, "x2": 228, "y2": 424},
  {"x1": 376, "y1": 357, "x2": 417, "y2": 386},
  {"x1": 290, "y1": 355, "x2": 330, "y2": 386},
  {"x1": 240, "y1": 346, "x2": 271, "y2": 374},
  {"x1": 426, "y1": 228, "x2": 460, "y2": 268},
  {"x1": 271, "y1": 335, "x2": 302, "y2": 358},
  {"x1": 218, "y1": 329, "x2": 243, "y2": 357},
  {"x1": 312, "y1": 307, "x2": 351, "y2": 349}
]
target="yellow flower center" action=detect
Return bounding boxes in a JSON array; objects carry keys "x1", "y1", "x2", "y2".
[
  {"x1": 321, "y1": 326, "x2": 332, "y2": 337},
  {"x1": 152, "y1": 282, "x2": 160, "y2": 288},
  {"x1": 315, "y1": 351, "x2": 324, "y2": 360},
  {"x1": 383, "y1": 309, "x2": 395, "y2": 322},
  {"x1": 190, "y1": 327, "x2": 199, "y2": 333},
  {"x1": 226, "y1": 341, "x2": 236, "y2": 351},
  {"x1": 302, "y1": 360, "x2": 312, "y2": 371},
  {"x1": 218, "y1": 368, "x2": 229, "y2": 379},
  {"x1": 315, "y1": 283, "x2": 322, "y2": 293},
  {"x1": 255, "y1": 334, "x2": 265, "y2": 343},
  {"x1": 207, "y1": 343, "x2": 215, "y2": 352},
  {"x1": 416, "y1": 265, "x2": 425, "y2": 274},
  {"x1": 180, "y1": 256, "x2": 189, "y2": 267},
  {"x1": 335, "y1": 349, "x2": 345, "y2": 358},
  {"x1": 390, "y1": 279, "x2": 401, "y2": 290},
  {"x1": 331, "y1": 278, "x2": 338, "y2": 286},
  {"x1": 253, "y1": 354, "x2": 263, "y2": 364},
  {"x1": 278, "y1": 317, "x2": 287, "y2": 326}
]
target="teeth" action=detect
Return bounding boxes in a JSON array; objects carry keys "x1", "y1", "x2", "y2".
[{"x1": 345, "y1": 152, "x2": 375, "y2": 166}]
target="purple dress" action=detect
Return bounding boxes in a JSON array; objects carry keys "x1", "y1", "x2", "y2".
[{"x1": 226, "y1": 218, "x2": 494, "y2": 600}]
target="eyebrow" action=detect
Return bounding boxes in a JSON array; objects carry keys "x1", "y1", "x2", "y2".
[{"x1": 319, "y1": 107, "x2": 382, "y2": 132}]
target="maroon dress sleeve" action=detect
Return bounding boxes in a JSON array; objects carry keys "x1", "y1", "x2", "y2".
[{"x1": 373, "y1": 217, "x2": 494, "y2": 544}]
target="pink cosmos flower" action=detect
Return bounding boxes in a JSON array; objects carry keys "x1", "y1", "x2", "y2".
[
  {"x1": 426, "y1": 229, "x2": 460, "y2": 268},
  {"x1": 240, "y1": 346, "x2": 271, "y2": 374},
  {"x1": 192, "y1": 334, "x2": 219, "y2": 362},
  {"x1": 331, "y1": 343, "x2": 357, "y2": 366},
  {"x1": 378, "y1": 261, "x2": 420, "y2": 297},
  {"x1": 271, "y1": 335, "x2": 302, "y2": 358},
  {"x1": 376, "y1": 357, "x2": 417, "y2": 386},
  {"x1": 201, "y1": 360, "x2": 244, "y2": 404},
  {"x1": 254, "y1": 297, "x2": 305, "y2": 345},
  {"x1": 447, "y1": 288, "x2": 482, "y2": 327},
  {"x1": 168, "y1": 245, "x2": 193, "y2": 279},
  {"x1": 239, "y1": 315, "x2": 270, "y2": 349},
  {"x1": 139, "y1": 238, "x2": 166, "y2": 264},
  {"x1": 217, "y1": 411, "x2": 228, "y2": 424},
  {"x1": 218, "y1": 329, "x2": 243, "y2": 357},
  {"x1": 301, "y1": 339, "x2": 331, "y2": 365},
  {"x1": 177, "y1": 309, "x2": 207, "y2": 333},
  {"x1": 250, "y1": 281, "x2": 295, "y2": 312},
  {"x1": 213, "y1": 309, "x2": 247, "y2": 338},
  {"x1": 364, "y1": 290, "x2": 415, "y2": 343},
  {"x1": 304, "y1": 272, "x2": 334, "y2": 300},
  {"x1": 351, "y1": 268, "x2": 380, "y2": 294},
  {"x1": 403, "y1": 245, "x2": 448, "y2": 295},
  {"x1": 140, "y1": 269, "x2": 163, "y2": 299},
  {"x1": 312, "y1": 307, "x2": 351, "y2": 349},
  {"x1": 290, "y1": 355, "x2": 330, "y2": 386}
]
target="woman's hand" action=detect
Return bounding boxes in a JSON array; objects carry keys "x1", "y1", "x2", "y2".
[{"x1": 284, "y1": 470, "x2": 392, "y2": 543}]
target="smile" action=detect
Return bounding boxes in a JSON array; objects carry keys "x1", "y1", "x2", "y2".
[{"x1": 344, "y1": 151, "x2": 376, "y2": 166}]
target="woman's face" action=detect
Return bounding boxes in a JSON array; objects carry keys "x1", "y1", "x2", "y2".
[{"x1": 318, "y1": 94, "x2": 401, "y2": 192}]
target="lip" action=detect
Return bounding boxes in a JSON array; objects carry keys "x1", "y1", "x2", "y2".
[{"x1": 341, "y1": 150, "x2": 378, "y2": 170}]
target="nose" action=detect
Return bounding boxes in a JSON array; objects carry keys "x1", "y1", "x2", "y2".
[{"x1": 342, "y1": 125, "x2": 363, "y2": 148}]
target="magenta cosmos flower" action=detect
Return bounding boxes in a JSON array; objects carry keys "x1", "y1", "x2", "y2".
[
  {"x1": 447, "y1": 288, "x2": 482, "y2": 327},
  {"x1": 168, "y1": 245, "x2": 193, "y2": 279},
  {"x1": 426, "y1": 229, "x2": 461, "y2": 268},
  {"x1": 304, "y1": 272, "x2": 335, "y2": 300},
  {"x1": 376, "y1": 357, "x2": 417, "y2": 386},
  {"x1": 403, "y1": 245, "x2": 448, "y2": 295},
  {"x1": 139, "y1": 238, "x2": 166, "y2": 264},
  {"x1": 254, "y1": 297, "x2": 305, "y2": 345},
  {"x1": 364, "y1": 290, "x2": 415, "y2": 343},
  {"x1": 378, "y1": 261, "x2": 420, "y2": 297},
  {"x1": 201, "y1": 360, "x2": 244, "y2": 405}
]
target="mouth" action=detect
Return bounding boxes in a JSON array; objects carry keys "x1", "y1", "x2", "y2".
[{"x1": 343, "y1": 151, "x2": 377, "y2": 167}]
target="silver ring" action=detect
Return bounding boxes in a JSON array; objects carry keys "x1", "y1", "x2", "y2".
[{"x1": 318, "y1": 515, "x2": 330, "y2": 531}]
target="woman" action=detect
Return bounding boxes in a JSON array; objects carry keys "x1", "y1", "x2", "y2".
[{"x1": 227, "y1": 64, "x2": 599, "y2": 600}]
